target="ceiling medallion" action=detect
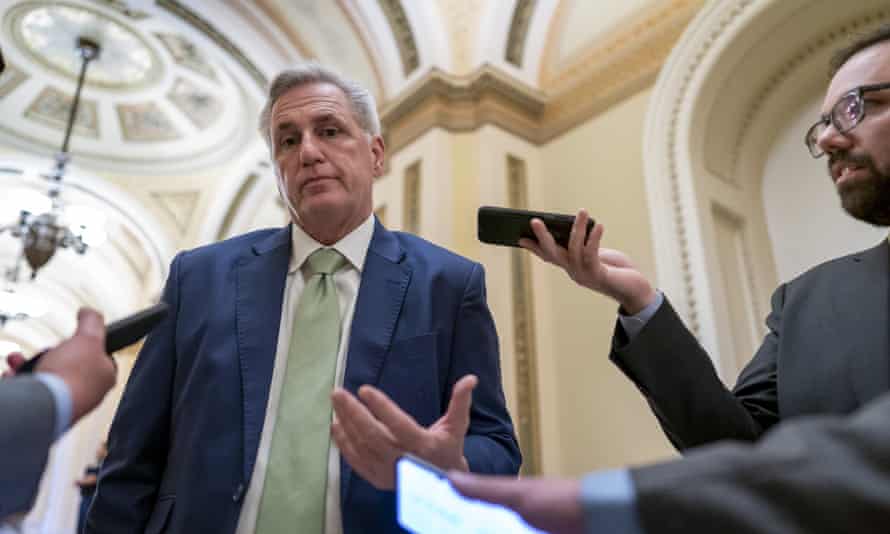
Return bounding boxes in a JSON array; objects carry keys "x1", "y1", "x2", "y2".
[{"x1": 7, "y1": 1, "x2": 162, "y2": 90}]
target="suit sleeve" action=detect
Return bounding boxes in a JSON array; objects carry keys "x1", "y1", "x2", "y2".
[
  {"x1": 86, "y1": 252, "x2": 183, "y2": 533},
  {"x1": 631, "y1": 389, "x2": 890, "y2": 534},
  {"x1": 449, "y1": 262, "x2": 521, "y2": 475},
  {"x1": 0, "y1": 377, "x2": 56, "y2": 518},
  {"x1": 609, "y1": 287, "x2": 784, "y2": 451}
]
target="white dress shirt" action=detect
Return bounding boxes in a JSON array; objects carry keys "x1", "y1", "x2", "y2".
[{"x1": 235, "y1": 214, "x2": 375, "y2": 534}]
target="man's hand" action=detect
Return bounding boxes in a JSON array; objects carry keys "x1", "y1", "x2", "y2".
[
  {"x1": 2, "y1": 352, "x2": 26, "y2": 378},
  {"x1": 331, "y1": 374, "x2": 477, "y2": 490},
  {"x1": 449, "y1": 472, "x2": 587, "y2": 534},
  {"x1": 35, "y1": 308, "x2": 117, "y2": 423},
  {"x1": 519, "y1": 209, "x2": 656, "y2": 314}
]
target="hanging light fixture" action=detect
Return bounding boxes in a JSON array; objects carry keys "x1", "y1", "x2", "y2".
[{"x1": 0, "y1": 36, "x2": 102, "y2": 324}]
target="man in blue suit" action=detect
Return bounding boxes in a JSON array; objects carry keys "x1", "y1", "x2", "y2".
[{"x1": 86, "y1": 63, "x2": 520, "y2": 534}]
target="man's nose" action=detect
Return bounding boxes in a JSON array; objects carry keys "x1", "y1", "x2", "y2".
[
  {"x1": 816, "y1": 121, "x2": 853, "y2": 156},
  {"x1": 300, "y1": 134, "x2": 323, "y2": 165}
]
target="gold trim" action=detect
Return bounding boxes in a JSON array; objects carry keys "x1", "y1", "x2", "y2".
[
  {"x1": 402, "y1": 160, "x2": 421, "y2": 233},
  {"x1": 376, "y1": 0, "x2": 420, "y2": 75},
  {"x1": 507, "y1": 154, "x2": 542, "y2": 476},
  {"x1": 505, "y1": 0, "x2": 537, "y2": 67}
]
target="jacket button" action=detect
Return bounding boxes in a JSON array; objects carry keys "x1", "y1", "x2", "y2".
[{"x1": 232, "y1": 483, "x2": 245, "y2": 502}]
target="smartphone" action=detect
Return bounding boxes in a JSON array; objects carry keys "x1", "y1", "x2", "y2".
[
  {"x1": 477, "y1": 206, "x2": 595, "y2": 248},
  {"x1": 396, "y1": 454, "x2": 545, "y2": 534},
  {"x1": 16, "y1": 302, "x2": 169, "y2": 373}
]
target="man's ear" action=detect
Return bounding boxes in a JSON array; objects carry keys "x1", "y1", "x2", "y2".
[{"x1": 371, "y1": 135, "x2": 385, "y2": 177}]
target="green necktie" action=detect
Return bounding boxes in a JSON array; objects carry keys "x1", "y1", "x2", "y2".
[{"x1": 256, "y1": 247, "x2": 348, "y2": 533}]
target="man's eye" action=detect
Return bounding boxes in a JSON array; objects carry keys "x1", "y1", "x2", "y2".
[
  {"x1": 280, "y1": 137, "x2": 296, "y2": 147},
  {"x1": 321, "y1": 127, "x2": 339, "y2": 137}
]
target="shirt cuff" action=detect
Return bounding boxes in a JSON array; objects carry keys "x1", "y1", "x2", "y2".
[
  {"x1": 33, "y1": 372, "x2": 73, "y2": 440},
  {"x1": 617, "y1": 291, "x2": 664, "y2": 340},
  {"x1": 580, "y1": 469, "x2": 644, "y2": 534}
]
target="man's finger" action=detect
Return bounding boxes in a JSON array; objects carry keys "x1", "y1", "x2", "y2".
[
  {"x1": 582, "y1": 223, "x2": 605, "y2": 266},
  {"x1": 448, "y1": 471, "x2": 523, "y2": 508},
  {"x1": 441, "y1": 375, "x2": 477, "y2": 431},
  {"x1": 331, "y1": 390, "x2": 397, "y2": 467},
  {"x1": 6, "y1": 352, "x2": 25, "y2": 370},
  {"x1": 518, "y1": 238, "x2": 545, "y2": 259},
  {"x1": 358, "y1": 385, "x2": 425, "y2": 450},
  {"x1": 76, "y1": 308, "x2": 105, "y2": 342},
  {"x1": 529, "y1": 219, "x2": 567, "y2": 267}
]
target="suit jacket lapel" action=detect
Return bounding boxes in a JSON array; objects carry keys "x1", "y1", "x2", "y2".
[
  {"x1": 340, "y1": 220, "x2": 411, "y2": 504},
  {"x1": 236, "y1": 226, "x2": 291, "y2": 483},
  {"x1": 839, "y1": 241, "x2": 890, "y2": 406}
]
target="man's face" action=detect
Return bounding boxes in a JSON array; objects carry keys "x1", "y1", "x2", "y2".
[
  {"x1": 817, "y1": 42, "x2": 890, "y2": 225},
  {"x1": 270, "y1": 82, "x2": 384, "y2": 231}
]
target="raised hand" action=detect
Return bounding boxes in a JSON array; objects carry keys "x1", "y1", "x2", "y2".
[
  {"x1": 519, "y1": 209, "x2": 656, "y2": 314},
  {"x1": 330, "y1": 374, "x2": 476, "y2": 490}
]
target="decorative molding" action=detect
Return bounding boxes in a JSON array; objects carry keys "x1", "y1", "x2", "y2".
[
  {"x1": 645, "y1": 0, "x2": 758, "y2": 340},
  {"x1": 26, "y1": 87, "x2": 99, "y2": 138},
  {"x1": 380, "y1": 66, "x2": 546, "y2": 153},
  {"x1": 167, "y1": 77, "x2": 223, "y2": 130},
  {"x1": 506, "y1": 154, "x2": 542, "y2": 476},
  {"x1": 505, "y1": 0, "x2": 537, "y2": 67},
  {"x1": 377, "y1": 0, "x2": 420, "y2": 75},
  {"x1": 117, "y1": 102, "x2": 180, "y2": 142},
  {"x1": 156, "y1": 0, "x2": 267, "y2": 88},
  {"x1": 90, "y1": 0, "x2": 151, "y2": 20},
  {"x1": 155, "y1": 32, "x2": 218, "y2": 82},
  {"x1": 0, "y1": 63, "x2": 29, "y2": 98},
  {"x1": 402, "y1": 161, "x2": 421, "y2": 233},
  {"x1": 151, "y1": 190, "x2": 201, "y2": 233}
]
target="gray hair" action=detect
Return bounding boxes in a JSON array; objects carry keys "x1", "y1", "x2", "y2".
[{"x1": 258, "y1": 62, "x2": 380, "y2": 149}]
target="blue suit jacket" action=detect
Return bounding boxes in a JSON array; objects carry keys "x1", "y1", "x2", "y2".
[{"x1": 86, "y1": 221, "x2": 520, "y2": 534}]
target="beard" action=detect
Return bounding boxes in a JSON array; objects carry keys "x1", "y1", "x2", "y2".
[{"x1": 829, "y1": 151, "x2": 890, "y2": 226}]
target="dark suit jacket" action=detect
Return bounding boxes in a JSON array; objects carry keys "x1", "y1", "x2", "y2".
[
  {"x1": 611, "y1": 241, "x2": 889, "y2": 450},
  {"x1": 86, "y1": 221, "x2": 520, "y2": 534},
  {"x1": 0, "y1": 377, "x2": 57, "y2": 519},
  {"x1": 632, "y1": 388, "x2": 890, "y2": 534}
]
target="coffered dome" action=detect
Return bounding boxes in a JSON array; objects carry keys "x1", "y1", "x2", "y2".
[{"x1": 0, "y1": 0, "x2": 258, "y2": 170}]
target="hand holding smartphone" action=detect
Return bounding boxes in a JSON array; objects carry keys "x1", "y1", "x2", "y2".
[
  {"x1": 477, "y1": 206, "x2": 594, "y2": 248},
  {"x1": 16, "y1": 302, "x2": 169, "y2": 374},
  {"x1": 396, "y1": 454, "x2": 545, "y2": 534}
]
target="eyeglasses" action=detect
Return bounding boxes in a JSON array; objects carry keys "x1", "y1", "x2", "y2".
[{"x1": 805, "y1": 82, "x2": 890, "y2": 158}]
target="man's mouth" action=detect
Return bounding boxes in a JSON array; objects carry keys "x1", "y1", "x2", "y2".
[
  {"x1": 836, "y1": 164, "x2": 865, "y2": 184},
  {"x1": 301, "y1": 176, "x2": 336, "y2": 190}
]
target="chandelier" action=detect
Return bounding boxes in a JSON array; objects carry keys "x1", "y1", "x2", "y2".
[{"x1": 0, "y1": 36, "x2": 103, "y2": 324}]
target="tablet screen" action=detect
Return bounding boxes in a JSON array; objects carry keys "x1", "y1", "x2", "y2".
[{"x1": 396, "y1": 455, "x2": 546, "y2": 534}]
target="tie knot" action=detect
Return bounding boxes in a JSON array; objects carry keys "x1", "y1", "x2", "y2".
[{"x1": 305, "y1": 248, "x2": 347, "y2": 276}]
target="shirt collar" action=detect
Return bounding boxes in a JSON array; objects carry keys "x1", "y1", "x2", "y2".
[{"x1": 288, "y1": 214, "x2": 375, "y2": 275}]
